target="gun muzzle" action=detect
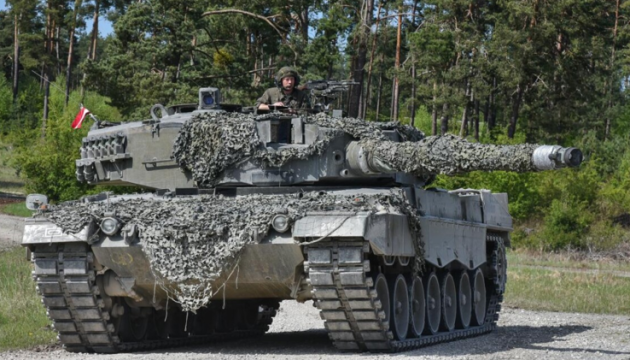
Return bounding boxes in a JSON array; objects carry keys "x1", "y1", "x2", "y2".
[{"x1": 532, "y1": 146, "x2": 583, "y2": 170}]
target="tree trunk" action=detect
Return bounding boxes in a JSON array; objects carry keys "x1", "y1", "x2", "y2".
[
  {"x1": 431, "y1": 81, "x2": 438, "y2": 135},
  {"x1": 605, "y1": 0, "x2": 621, "y2": 141},
  {"x1": 176, "y1": 56, "x2": 182, "y2": 82},
  {"x1": 459, "y1": 79, "x2": 470, "y2": 137},
  {"x1": 488, "y1": 77, "x2": 496, "y2": 130},
  {"x1": 410, "y1": 61, "x2": 416, "y2": 128},
  {"x1": 391, "y1": 9, "x2": 402, "y2": 121},
  {"x1": 483, "y1": 97, "x2": 489, "y2": 126},
  {"x1": 65, "y1": 29, "x2": 75, "y2": 106},
  {"x1": 246, "y1": 28, "x2": 251, "y2": 58},
  {"x1": 440, "y1": 103, "x2": 449, "y2": 135},
  {"x1": 474, "y1": 99, "x2": 480, "y2": 140},
  {"x1": 362, "y1": 1, "x2": 383, "y2": 120},
  {"x1": 90, "y1": 0, "x2": 99, "y2": 60},
  {"x1": 65, "y1": 38, "x2": 75, "y2": 104},
  {"x1": 390, "y1": 77, "x2": 395, "y2": 119},
  {"x1": 459, "y1": 105, "x2": 468, "y2": 137},
  {"x1": 82, "y1": 0, "x2": 100, "y2": 98},
  {"x1": 55, "y1": 25, "x2": 61, "y2": 76},
  {"x1": 12, "y1": 14, "x2": 20, "y2": 102},
  {"x1": 348, "y1": 53, "x2": 357, "y2": 112},
  {"x1": 508, "y1": 85, "x2": 523, "y2": 139},
  {"x1": 42, "y1": 72, "x2": 49, "y2": 138},
  {"x1": 349, "y1": 0, "x2": 374, "y2": 118},
  {"x1": 375, "y1": 53, "x2": 384, "y2": 120},
  {"x1": 300, "y1": 7, "x2": 309, "y2": 43},
  {"x1": 66, "y1": 0, "x2": 83, "y2": 106}
]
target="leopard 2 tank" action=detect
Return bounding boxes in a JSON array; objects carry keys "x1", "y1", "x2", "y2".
[{"x1": 22, "y1": 85, "x2": 582, "y2": 353}]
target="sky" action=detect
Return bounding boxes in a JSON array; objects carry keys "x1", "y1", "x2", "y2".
[{"x1": 0, "y1": 2, "x2": 115, "y2": 37}]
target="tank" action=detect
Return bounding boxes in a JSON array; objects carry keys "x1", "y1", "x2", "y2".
[{"x1": 21, "y1": 85, "x2": 583, "y2": 353}]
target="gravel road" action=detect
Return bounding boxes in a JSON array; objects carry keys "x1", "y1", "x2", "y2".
[
  {"x1": 1, "y1": 302, "x2": 629, "y2": 360},
  {"x1": 1, "y1": 214, "x2": 629, "y2": 360}
]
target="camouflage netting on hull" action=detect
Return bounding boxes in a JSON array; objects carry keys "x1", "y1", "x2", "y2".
[
  {"x1": 172, "y1": 112, "x2": 424, "y2": 187},
  {"x1": 360, "y1": 135, "x2": 541, "y2": 176},
  {"x1": 43, "y1": 190, "x2": 423, "y2": 313}
]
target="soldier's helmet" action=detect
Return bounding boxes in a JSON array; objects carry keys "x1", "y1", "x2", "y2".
[{"x1": 275, "y1": 66, "x2": 300, "y2": 87}]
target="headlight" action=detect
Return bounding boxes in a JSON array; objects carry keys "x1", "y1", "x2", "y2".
[
  {"x1": 271, "y1": 214, "x2": 290, "y2": 233},
  {"x1": 202, "y1": 94, "x2": 214, "y2": 106},
  {"x1": 101, "y1": 217, "x2": 121, "y2": 235}
]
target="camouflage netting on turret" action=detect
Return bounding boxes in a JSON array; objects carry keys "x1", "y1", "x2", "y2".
[
  {"x1": 173, "y1": 111, "x2": 547, "y2": 186},
  {"x1": 172, "y1": 112, "x2": 424, "y2": 187},
  {"x1": 44, "y1": 190, "x2": 423, "y2": 313},
  {"x1": 359, "y1": 135, "x2": 541, "y2": 176}
]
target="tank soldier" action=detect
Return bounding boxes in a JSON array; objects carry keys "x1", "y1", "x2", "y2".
[{"x1": 257, "y1": 66, "x2": 310, "y2": 111}]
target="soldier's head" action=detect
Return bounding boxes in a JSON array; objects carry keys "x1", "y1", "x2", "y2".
[{"x1": 275, "y1": 66, "x2": 300, "y2": 92}]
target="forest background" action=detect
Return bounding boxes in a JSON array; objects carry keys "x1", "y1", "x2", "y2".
[{"x1": 1, "y1": 0, "x2": 630, "y2": 253}]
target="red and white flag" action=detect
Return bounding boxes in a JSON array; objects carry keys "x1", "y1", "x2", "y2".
[{"x1": 71, "y1": 107, "x2": 91, "y2": 129}]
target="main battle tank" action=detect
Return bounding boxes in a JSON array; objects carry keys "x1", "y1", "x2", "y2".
[{"x1": 21, "y1": 85, "x2": 582, "y2": 353}]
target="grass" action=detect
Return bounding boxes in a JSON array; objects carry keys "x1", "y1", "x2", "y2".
[
  {"x1": 505, "y1": 266, "x2": 630, "y2": 314},
  {"x1": 0, "y1": 202, "x2": 33, "y2": 218},
  {"x1": 508, "y1": 250, "x2": 630, "y2": 272},
  {"x1": 0, "y1": 247, "x2": 56, "y2": 351}
]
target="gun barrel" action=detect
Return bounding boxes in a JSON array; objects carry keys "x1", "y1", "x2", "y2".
[
  {"x1": 345, "y1": 138, "x2": 583, "y2": 177},
  {"x1": 532, "y1": 145, "x2": 583, "y2": 170}
]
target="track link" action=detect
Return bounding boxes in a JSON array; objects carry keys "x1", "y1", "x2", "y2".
[
  {"x1": 305, "y1": 238, "x2": 503, "y2": 352},
  {"x1": 32, "y1": 243, "x2": 277, "y2": 353}
]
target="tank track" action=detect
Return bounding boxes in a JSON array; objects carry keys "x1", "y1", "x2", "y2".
[
  {"x1": 305, "y1": 236, "x2": 504, "y2": 352},
  {"x1": 31, "y1": 243, "x2": 277, "y2": 353}
]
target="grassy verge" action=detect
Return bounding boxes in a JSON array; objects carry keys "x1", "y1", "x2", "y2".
[
  {"x1": 508, "y1": 250, "x2": 630, "y2": 272},
  {"x1": 505, "y1": 267, "x2": 630, "y2": 314},
  {"x1": 0, "y1": 247, "x2": 56, "y2": 351},
  {"x1": 0, "y1": 202, "x2": 33, "y2": 218},
  {"x1": 505, "y1": 251, "x2": 630, "y2": 314}
]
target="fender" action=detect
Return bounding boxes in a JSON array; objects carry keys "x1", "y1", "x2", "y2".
[
  {"x1": 293, "y1": 211, "x2": 415, "y2": 257},
  {"x1": 22, "y1": 218, "x2": 91, "y2": 245}
]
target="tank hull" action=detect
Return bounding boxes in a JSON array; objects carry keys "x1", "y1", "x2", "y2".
[{"x1": 23, "y1": 186, "x2": 510, "y2": 353}]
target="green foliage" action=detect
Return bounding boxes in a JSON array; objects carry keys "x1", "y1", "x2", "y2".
[
  {"x1": 11, "y1": 77, "x2": 122, "y2": 202},
  {"x1": 0, "y1": 75, "x2": 12, "y2": 126},
  {"x1": 539, "y1": 199, "x2": 593, "y2": 251},
  {"x1": 599, "y1": 150, "x2": 630, "y2": 214}
]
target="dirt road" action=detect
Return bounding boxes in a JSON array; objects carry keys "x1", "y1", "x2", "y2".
[{"x1": 0, "y1": 213, "x2": 24, "y2": 250}]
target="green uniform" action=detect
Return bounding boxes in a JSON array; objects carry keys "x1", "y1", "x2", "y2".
[{"x1": 256, "y1": 87, "x2": 310, "y2": 109}]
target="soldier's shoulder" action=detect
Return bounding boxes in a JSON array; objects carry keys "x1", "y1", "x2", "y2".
[{"x1": 265, "y1": 87, "x2": 281, "y2": 95}]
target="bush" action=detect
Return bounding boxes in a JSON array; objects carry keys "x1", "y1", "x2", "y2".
[
  {"x1": 0, "y1": 76, "x2": 12, "y2": 127},
  {"x1": 598, "y1": 149, "x2": 630, "y2": 215},
  {"x1": 538, "y1": 199, "x2": 593, "y2": 251},
  {"x1": 11, "y1": 77, "x2": 122, "y2": 202}
]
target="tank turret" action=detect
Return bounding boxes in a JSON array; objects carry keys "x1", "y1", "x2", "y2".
[{"x1": 23, "y1": 86, "x2": 583, "y2": 354}]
